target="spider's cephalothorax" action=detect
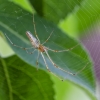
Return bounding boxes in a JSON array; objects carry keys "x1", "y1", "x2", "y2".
[
  {"x1": 38, "y1": 44, "x2": 45, "y2": 52},
  {"x1": 26, "y1": 31, "x2": 45, "y2": 52}
]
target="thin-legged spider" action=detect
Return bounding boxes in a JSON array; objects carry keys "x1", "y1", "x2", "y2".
[{"x1": 5, "y1": 14, "x2": 89, "y2": 81}]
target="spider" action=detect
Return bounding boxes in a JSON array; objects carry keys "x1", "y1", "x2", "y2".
[{"x1": 5, "y1": 14, "x2": 88, "y2": 81}]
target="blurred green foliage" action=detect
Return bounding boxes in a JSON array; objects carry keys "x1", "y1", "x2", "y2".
[
  {"x1": 0, "y1": 55, "x2": 55, "y2": 100},
  {"x1": 59, "y1": 0, "x2": 100, "y2": 37}
]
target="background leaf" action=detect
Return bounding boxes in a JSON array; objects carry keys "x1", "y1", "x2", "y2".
[
  {"x1": 0, "y1": 0, "x2": 95, "y2": 97},
  {"x1": 59, "y1": 0, "x2": 100, "y2": 37},
  {"x1": 0, "y1": 55, "x2": 55, "y2": 100},
  {"x1": 29, "y1": 0, "x2": 83, "y2": 24}
]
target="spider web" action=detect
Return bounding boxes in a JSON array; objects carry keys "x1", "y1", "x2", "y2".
[
  {"x1": 58, "y1": 0, "x2": 100, "y2": 99},
  {"x1": 69, "y1": 0, "x2": 100, "y2": 99},
  {"x1": 0, "y1": 0, "x2": 99, "y2": 100}
]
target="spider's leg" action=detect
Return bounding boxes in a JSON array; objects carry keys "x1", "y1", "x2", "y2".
[
  {"x1": 36, "y1": 50, "x2": 40, "y2": 70},
  {"x1": 42, "y1": 30, "x2": 54, "y2": 45},
  {"x1": 41, "y1": 52, "x2": 50, "y2": 72},
  {"x1": 45, "y1": 50, "x2": 73, "y2": 74},
  {"x1": 33, "y1": 14, "x2": 40, "y2": 43},
  {"x1": 47, "y1": 44, "x2": 79, "y2": 52},
  {"x1": 45, "y1": 49, "x2": 88, "y2": 75},
  {"x1": 5, "y1": 33, "x2": 34, "y2": 53},
  {"x1": 41, "y1": 52, "x2": 63, "y2": 81},
  {"x1": 26, "y1": 49, "x2": 36, "y2": 54},
  {"x1": 73, "y1": 62, "x2": 89, "y2": 75}
]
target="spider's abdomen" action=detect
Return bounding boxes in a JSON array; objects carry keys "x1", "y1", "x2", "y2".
[
  {"x1": 31, "y1": 39, "x2": 39, "y2": 48},
  {"x1": 38, "y1": 45, "x2": 45, "y2": 52},
  {"x1": 26, "y1": 31, "x2": 39, "y2": 48}
]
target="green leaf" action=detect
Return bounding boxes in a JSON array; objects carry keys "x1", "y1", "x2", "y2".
[
  {"x1": 51, "y1": 76, "x2": 97, "y2": 100},
  {"x1": 0, "y1": 0, "x2": 96, "y2": 96},
  {"x1": 29, "y1": 0, "x2": 83, "y2": 24},
  {"x1": 0, "y1": 55, "x2": 55, "y2": 100},
  {"x1": 59, "y1": 0, "x2": 100, "y2": 37}
]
